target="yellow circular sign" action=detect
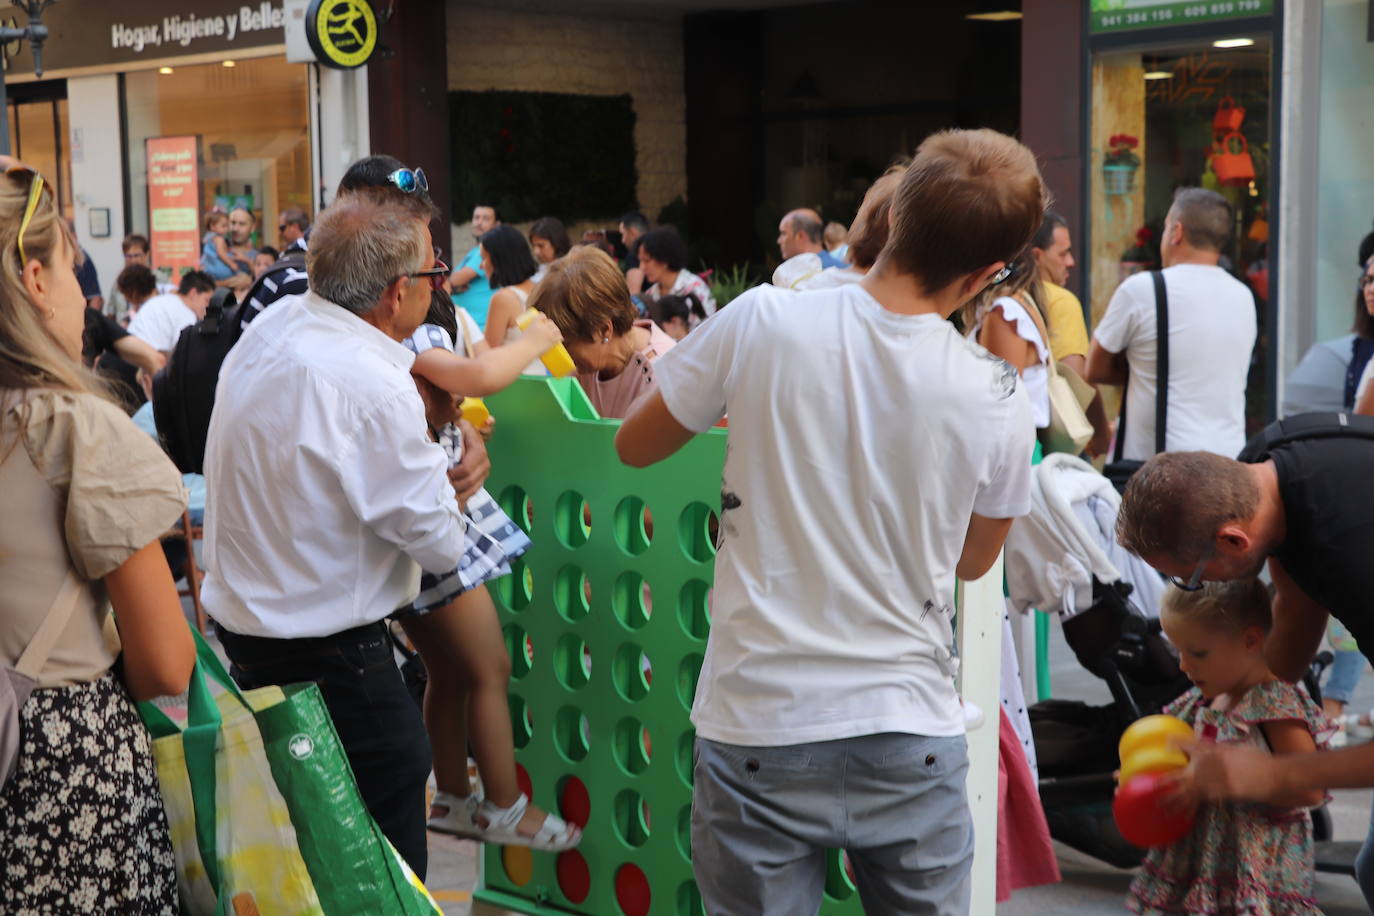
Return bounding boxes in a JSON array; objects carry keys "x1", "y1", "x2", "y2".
[{"x1": 307, "y1": 0, "x2": 377, "y2": 70}]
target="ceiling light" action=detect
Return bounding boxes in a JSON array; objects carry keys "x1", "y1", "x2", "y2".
[
  {"x1": 965, "y1": 11, "x2": 1022, "y2": 21},
  {"x1": 222, "y1": 60, "x2": 236, "y2": 68},
  {"x1": 1144, "y1": 71, "x2": 1174, "y2": 80},
  {"x1": 158, "y1": 66, "x2": 173, "y2": 74},
  {"x1": 1213, "y1": 37, "x2": 1255, "y2": 48}
]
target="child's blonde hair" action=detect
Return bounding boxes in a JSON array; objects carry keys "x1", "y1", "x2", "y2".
[
  {"x1": 204, "y1": 209, "x2": 228, "y2": 233},
  {"x1": 1162, "y1": 579, "x2": 1272, "y2": 634}
]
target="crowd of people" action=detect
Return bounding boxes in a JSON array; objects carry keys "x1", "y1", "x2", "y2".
[{"x1": 3, "y1": 123, "x2": 1374, "y2": 916}]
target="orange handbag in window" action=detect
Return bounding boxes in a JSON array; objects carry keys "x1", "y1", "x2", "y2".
[
  {"x1": 1213, "y1": 97, "x2": 1246, "y2": 133},
  {"x1": 1211, "y1": 133, "x2": 1256, "y2": 185}
]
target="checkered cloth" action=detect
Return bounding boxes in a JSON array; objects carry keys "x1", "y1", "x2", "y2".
[{"x1": 409, "y1": 424, "x2": 531, "y2": 613}]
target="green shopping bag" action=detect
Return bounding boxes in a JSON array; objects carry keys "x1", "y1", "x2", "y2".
[
  {"x1": 148, "y1": 629, "x2": 442, "y2": 915},
  {"x1": 140, "y1": 635, "x2": 323, "y2": 915}
]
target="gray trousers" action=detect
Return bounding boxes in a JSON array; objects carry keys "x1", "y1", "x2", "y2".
[{"x1": 692, "y1": 732, "x2": 974, "y2": 916}]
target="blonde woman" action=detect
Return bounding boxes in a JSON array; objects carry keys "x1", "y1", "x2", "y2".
[{"x1": 0, "y1": 163, "x2": 194, "y2": 911}]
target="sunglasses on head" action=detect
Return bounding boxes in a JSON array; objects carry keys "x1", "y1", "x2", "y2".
[
  {"x1": 988, "y1": 258, "x2": 1020, "y2": 287},
  {"x1": 7, "y1": 165, "x2": 49, "y2": 268},
  {"x1": 387, "y1": 167, "x2": 428, "y2": 195}
]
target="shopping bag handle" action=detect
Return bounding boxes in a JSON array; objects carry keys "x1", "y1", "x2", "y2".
[{"x1": 138, "y1": 627, "x2": 247, "y2": 899}]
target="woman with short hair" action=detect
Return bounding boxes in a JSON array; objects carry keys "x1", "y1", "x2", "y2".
[
  {"x1": 638, "y1": 226, "x2": 717, "y2": 325},
  {"x1": 530, "y1": 245, "x2": 676, "y2": 418},
  {"x1": 528, "y1": 216, "x2": 571, "y2": 283}
]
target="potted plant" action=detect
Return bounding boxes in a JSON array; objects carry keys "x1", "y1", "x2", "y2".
[
  {"x1": 1118, "y1": 225, "x2": 1156, "y2": 282},
  {"x1": 1103, "y1": 134, "x2": 1141, "y2": 195}
]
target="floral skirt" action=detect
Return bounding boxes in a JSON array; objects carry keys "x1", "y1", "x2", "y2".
[{"x1": 0, "y1": 670, "x2": 177, "y2": 914}]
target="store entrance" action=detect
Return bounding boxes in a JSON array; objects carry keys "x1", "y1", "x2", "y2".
[
  {"x1": 1089, "y1": 33, "x2": 1273, "y2": 428},
  {"x1": 5, "y1": 79, "x2": 73, "y2": 224}
]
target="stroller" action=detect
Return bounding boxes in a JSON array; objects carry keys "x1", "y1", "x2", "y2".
[{"x1": 1003, "y1": 454, "x2": 1341, "y2": 870}]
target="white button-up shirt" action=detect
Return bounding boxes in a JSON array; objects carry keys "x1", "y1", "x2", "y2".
[{"x1": 202, "y1": 291, "x2": 466, "y2": 638}]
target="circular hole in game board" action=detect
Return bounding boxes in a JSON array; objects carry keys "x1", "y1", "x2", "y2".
[
  {"x1": 554, "y1": 490, "x2": 592, "y2": 549},
  {"x1": 613, "y1": 495, "x2": 653, "y2": 557},
  {"x1": 554, "y1": 705, "x2": 590, "y2": 762}
]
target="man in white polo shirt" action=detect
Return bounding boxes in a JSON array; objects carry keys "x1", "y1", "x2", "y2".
[
  {"x1": 126, "y1": 269, "x2": 215, "y2": 353},
  {"x1": 616, "y1": 129, "x2": 1044, "y2": 915},
  {"x1": 1087, "y1": 188, "x2": 1258, "y2": 459}
]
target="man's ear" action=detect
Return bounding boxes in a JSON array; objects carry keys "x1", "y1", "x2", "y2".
[
  {"x1": 961, "y1": 262, "x2": 1005, "y2": 299},
  {"x1": 1215, "y1": 521, "x2": 1254, "y2": 557}
]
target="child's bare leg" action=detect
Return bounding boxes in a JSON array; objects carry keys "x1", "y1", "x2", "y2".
[
  {"x1": 402, "y1": 584, "x2": 560, "y2": 837},
  {"x1": 401, "y1": 615, "x2": 472, "y2": 818}
]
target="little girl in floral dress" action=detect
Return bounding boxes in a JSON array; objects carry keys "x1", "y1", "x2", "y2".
[{"x1": 1128, "y1": 579, "x2": 1331, "y2": 916}]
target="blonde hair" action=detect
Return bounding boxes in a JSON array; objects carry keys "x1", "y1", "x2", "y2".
[
  {"x1": 958, "y1": 246, "x2": 1046, "y2": 345},
  {"x1": 823, "y1": 221, "x2": 848, "y2": 249},
  {"x1": 1162, "y1": 580, "x2": 1272, "y2": 634},
  {"x1": 0, "y1": 170, "x2": 106, "y2": 409},
  {"x1": 528, "y1": 245, "x2": 637, "y2": 343}
]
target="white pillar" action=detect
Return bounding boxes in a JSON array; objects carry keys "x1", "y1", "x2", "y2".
[
  {"x1": 1274, "y1": 0, "x2": 1323, "y2": 394},
  {"x1": 312, "y1": 64, "x2": 370, "y2": 212},
  {"x1": 66, "y1": 74, "x2": 126, "y2": 297},
  {"x1": 958, "y1": 553, "x2": 1005, "y2": 916}
]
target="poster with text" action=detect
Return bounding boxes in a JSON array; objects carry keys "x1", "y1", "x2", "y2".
[{"x1": 146, "y1": 135, "x2": 201, "y2": 277}]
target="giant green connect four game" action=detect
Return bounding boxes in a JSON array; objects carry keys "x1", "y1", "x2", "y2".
[{"x1": 473, "y1": 377, "x2": 1003, "y2": 915}]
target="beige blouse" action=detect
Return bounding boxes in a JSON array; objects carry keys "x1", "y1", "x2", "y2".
[{"x1": 0, "y1": 390, "x2": 187, "y2": 687}]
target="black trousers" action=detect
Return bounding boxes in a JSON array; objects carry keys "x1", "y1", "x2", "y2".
[{"x1": 216, "y1": 620, "x2": 433, "y2": 879}]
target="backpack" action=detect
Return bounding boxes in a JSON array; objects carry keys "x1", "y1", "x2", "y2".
[
  {"x1": 1237, "y1": 411, "x2": 1374, "y2": 463},
  {"x1": 152, "y1": 254, "x2": 307, "y2": 473},
  {"x1": 152, "y1": 287, "x2": 243, "y2": 474}
]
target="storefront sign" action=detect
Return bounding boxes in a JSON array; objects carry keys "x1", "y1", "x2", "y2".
[
  {"x1": 304, "y1": 0, "x2": 377, "y2": 69},
  {"x1": 1090, "y1": 0, "x2": 1273, "y2": 33},
  {"x1": 2, "y1": 1, "x2": 285, "y2": 75},
  {"x1": 146, "y1": 136, "x2": 201, "y2": 277}
]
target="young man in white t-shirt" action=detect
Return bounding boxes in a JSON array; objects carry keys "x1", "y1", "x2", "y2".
[
  {"x1": 1087, "y1": 188, "x2": 1257, "y2": 459},
  {"x1": 126, "y1": 270, "x2": 215, "y2": 353},
  {"x1": 616, "y1": 129, "x2": 1044, "y2": 916}
]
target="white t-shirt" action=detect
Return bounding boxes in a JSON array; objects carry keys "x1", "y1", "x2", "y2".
[
  {"x1": 1094, "y1": 264, "x2": 1256, "y2": 460},
  {"x1": 654, "y1": 282, "x2": 1035, "y2": 746},
  {"x1": 127, "y1": 292, "x2": 197, "y2": 352},
  {"x1": 966, "y1": 296, "x2": 1050, "y2": 429}
]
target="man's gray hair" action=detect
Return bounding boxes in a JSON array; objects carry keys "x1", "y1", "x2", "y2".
[
  {"x1": 787, "y1": 212, "x2": 823, "y2": 243},
  {"x1": 307, "y1": 196, "x2": 428, "y2": 316},
  {"x1": 1170, "y1": 188, "x2": 1233, "y2": 254}
]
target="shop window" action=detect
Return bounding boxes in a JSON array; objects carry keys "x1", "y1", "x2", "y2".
[
  {"x1": 7, "y1": 95, "x2": 73, "y2": 223},
  {"x1": 124, "y1": 57, "x2": 311, "y2": 278},
  {"x1": 1089, "y1": 36, "x2": 1272, "y2": 426}
]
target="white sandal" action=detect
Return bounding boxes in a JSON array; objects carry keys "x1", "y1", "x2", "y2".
[
  {"x1": 427, "y1": 790, "x2": 482, "y2": 838},
  {"x1": 475, "y1": 792, "x2": 582, "y2": 851}
]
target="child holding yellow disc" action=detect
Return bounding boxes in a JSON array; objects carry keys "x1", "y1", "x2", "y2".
[{"x1": 1127, "y1": 580, "x2": 1330, "y2": 915}]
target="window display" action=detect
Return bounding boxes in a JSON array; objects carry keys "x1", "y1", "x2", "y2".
[{"x1": 1089, "y1": 35, "x2": 1272, "y2": 426}]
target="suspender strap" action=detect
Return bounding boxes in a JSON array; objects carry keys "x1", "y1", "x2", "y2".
[{"x1": 1152, "y1": 269, "x2": 1169, "y2": 456}]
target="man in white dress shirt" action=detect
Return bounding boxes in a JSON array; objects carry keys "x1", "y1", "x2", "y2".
[{"x1": 202, "y1": 191, "x2": 471, "y2": 878}]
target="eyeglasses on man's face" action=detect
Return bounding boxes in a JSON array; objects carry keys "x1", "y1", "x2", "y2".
[{"x1": 1166, "y1": 541, "x2": 1216, "y2": 592}]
